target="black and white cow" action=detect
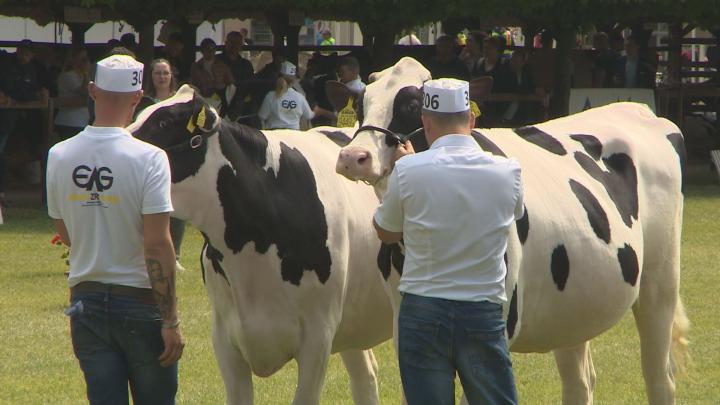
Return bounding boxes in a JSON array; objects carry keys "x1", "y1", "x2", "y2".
[
  {"x1": 336, "y1": 57, "x2": 690, "y2": 405},
  {"x1": 128, "y1": 85, "x2": 396, "y2": 405}
]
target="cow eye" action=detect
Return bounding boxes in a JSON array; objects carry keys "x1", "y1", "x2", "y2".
[{"x1": 159, "y1": 120, "x2": 168, "y2": 129}]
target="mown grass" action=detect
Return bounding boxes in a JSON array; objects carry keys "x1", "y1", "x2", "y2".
[{"x1": 0, "y1": 165, "x2": 718, "y2": 404}]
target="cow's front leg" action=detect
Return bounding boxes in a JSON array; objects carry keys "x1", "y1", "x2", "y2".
[
  {"x1": 293, "y1": 328, "x2": 333, "y2": 405},
  {"x1": 553, "y1": 341, "x2": 596, "y2": 405},
  {"x1": 340, "y1": 349, "x2": 380, "y2": 405},
  {"x1": 212, "y1": 319, "x2": 253, "y2": 405}
]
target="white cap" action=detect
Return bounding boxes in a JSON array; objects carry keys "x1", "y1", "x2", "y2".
[
  {"x1": 280, "y1": 61, "x2": 297, "y2": 76},
  {"x1": 422, "y1": 78, "x2": 470, "y2": 113},
  {"x1": 95, "y1": 55, "x2": 144, "y2": 92}
]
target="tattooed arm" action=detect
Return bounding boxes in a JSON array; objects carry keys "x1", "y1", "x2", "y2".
[{"x1": 143, "y1": 212, "x2": 184, "y2": 366}]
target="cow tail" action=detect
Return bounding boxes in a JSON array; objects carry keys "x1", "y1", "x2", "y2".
[{"x1": 670, "y1": 296, "x2": 691, "y2": 375}]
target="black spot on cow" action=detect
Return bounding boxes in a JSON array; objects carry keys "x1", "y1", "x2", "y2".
[
  {"x1": 318, "y1": 130, "x2": 352, "y2": 147},
  {"x1": 387, "y1": 86, "x2": 426, "y2": 150},
  {"x1": 516, "y1": 205, "x2": 529, "y2": 244},
  {"x1": 551, "y1": 245, "x2": 570, "y2": 291},
  {"x1": 132, "y1": 97, "x2": 210, "y2": 183},
  {"x1": 215, "y1": 121, "x2": 332, "y2": 286},
  {"x1": 377, "y1": 242, "x2": 404, "y2": 280},
  {"x1": 569, "y1": 134, "x2": 603, "y2": 160},
  {"x1": 355, "y1": 89, "x2": 365, "y2": 124},
  {"x1": 507, "y1": 285, "x2": 518, "y2": 339},
  {"x1": 574, "y1": 151, "x2": 638, "y2": 227},
  {"x1": 569, "y1": 179, "x2": 611, "y2": 243},
  {"x1": 471, "y1": 130, "x2": 507, "y2": 157},
  {"x1": 666, "y1": 133, "x2": 686, "y2": 191},
  {"x1": 617, "y1": 244, "x2": 639, "y2": 286},
  {"x1": 514, "y1": 126, "x2": 567, "y2": 156},
  {"x1": 200, "y1": 232, "x2": 228, "y2": 285}
]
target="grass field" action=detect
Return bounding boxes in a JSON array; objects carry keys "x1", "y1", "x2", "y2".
[{"x1": 1, "y1": 166, "x2": 718, "y2": 404}]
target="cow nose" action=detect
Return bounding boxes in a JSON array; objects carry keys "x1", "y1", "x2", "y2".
[{"x1": 336, "y1": 147, "x2": 373, "y2": 178}]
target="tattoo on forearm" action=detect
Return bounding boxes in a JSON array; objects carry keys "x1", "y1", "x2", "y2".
[{"x1": 146, "y1": 258, "x2": 176, "y2": 320}]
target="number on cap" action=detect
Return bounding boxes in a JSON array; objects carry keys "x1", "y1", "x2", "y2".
[
  {"x1": 423, "y1": 93, "x2": 439, "y2": 110},
  {"x1": 131, "y1": 71, "x2": 142, "y2": 87}
]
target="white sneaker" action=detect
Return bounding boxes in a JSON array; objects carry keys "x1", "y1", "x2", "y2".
[{"x1": 175, "y1": 260, "x2": 186, "y2": 272}]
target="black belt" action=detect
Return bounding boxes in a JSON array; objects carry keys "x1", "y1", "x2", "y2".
[{"x1": 71, "y1": 281, "x2": 156, "y2": 305}]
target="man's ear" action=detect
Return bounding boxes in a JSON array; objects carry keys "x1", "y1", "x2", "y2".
[
  {"x1": 130, "y1": 90, "x2": 144, "y2": 108},
  {"x1": 88, "y1": 82, "x2": 97, "y2": 101}
]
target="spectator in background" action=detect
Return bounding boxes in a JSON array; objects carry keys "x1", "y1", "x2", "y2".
[
  {"x1": 218, "y1": 31, "x2": 254, "y2": 86},
  {"x1": 0, "y1": 40, "x2": 50, "y2": 206},
  {"x1": 613, "y1": 37, "x2": 656, "y2": 88},
  {"x1": 240, "y1": 28, "x2": 253, "y2": 46},
  {"x1": 461, "y1": 31, "x2": 487, "y2": 78},
  {"x1": 475, "y1": 36, "x2": 511, "y2": 88},
  {"x1": 54, "y1": 48, "x2": 90, "y2": 140},
  {"x1": 501, "y1": 49, "x2": 537, "y2": 125},
  {"x1": 427, "y1": 35, "x2": 470, "y2": 80},
  {"x1": 120, "y1": 33, "x2": 138, "y2": 54},
  {"x1": 591, "y1": 32, "x2": 618, "y2": 88},
  {"x1": 320, "y1": 29, "x2": 336, "y2": 47},
  {"x1": 258, "y1": 61, "x2": 314, "y2": 130},
  {"x1": 190, "y1": 38, "x2": 234, "y2": 109},
  {"x1": 304, "y1": 53, "x2": 339, "y2": 126},
  {"x1": 135, "y1": 59, "x2": 187, "y2": 272},
  {"x1": 338, "y1": 56, "x2": 366, "y2": 94},
  {"x1": 159, "y1": 32, "x2": 187, "y2": 84}
]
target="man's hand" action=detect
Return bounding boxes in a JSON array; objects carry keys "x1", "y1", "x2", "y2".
[
  {"x1": 159, "y1": 326, "x2": 185, "y2": 367},
  {"x1": 393, "y1": 140, "x2": 415, "y2": 164}
]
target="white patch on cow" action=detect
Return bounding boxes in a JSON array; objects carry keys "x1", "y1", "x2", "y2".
[
  {"x1": 260, "y1": 130, "x2": 285, "y2": 174},
  {"x1": 127, "y1": 85, "x2": 195, "y2": 133}
]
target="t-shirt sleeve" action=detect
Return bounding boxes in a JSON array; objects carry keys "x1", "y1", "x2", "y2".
[
  {"x1": 512, "y1": 161, "x2": 525, "y2": 220},
  {"x1": 373, "y1": 168, "x2": 404, "y2": 233},
  {"x1": 142, "y1": 150, "x2": 174, "y2": 215},
  {"x1": 300, "y1": 95, "x2": 314, "y2": 120},
  {"x1": 46, "y1": 148, "x2": 61, "y2": 219},
  {"x1": 258, "y1": 93, "x2": 272, "y2": 121}
]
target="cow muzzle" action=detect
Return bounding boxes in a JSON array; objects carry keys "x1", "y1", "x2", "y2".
[{"x1": 336, "y1": 146, "x2": 374, "y2": 180}]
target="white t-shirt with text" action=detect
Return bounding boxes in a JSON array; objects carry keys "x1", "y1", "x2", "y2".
[
  {"x1": 258, "y1": 88, "x2": 314, "y2": 130},
  {"x1": 47, "y1": 126, "x2": 173, "y2": 289}
]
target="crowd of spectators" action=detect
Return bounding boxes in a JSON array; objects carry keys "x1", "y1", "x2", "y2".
[{"x1": 0, "y1": 27, "x2": 665, "y2": 208}]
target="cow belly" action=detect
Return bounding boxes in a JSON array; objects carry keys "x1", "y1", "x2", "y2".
[{"x1": 510, "y1": 245, "x2": 641, "y2": 352}]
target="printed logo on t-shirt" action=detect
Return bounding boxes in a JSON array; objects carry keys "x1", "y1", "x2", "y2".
[
  {"x1": 281, "y1": 99, "x2": 297, "y2": 109},
  {"x1": 69, "y1": 165, "x2": 119, "y2": 207}
]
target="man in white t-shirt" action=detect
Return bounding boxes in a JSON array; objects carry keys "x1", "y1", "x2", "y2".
[
  {"x1": 338, "y1": 56, "x2": 366, "y2": 95},
  {"x1": 373, "y1": 78, "x2": 521, "y2": 405},
  {"x1": 258, "y1": 61, "x2": 314, "y2": 130},
  {"x1": 46, "y1": 54, "x2": 184, "y2": 404}
]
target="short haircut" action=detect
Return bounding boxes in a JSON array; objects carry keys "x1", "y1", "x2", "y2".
[
  {"x1": 339, "y1": 56, "x2": 360, "y2": 72},
  {"x1": 422, "y1": 109, "x2": 471, "y2": 128},
  {"x1": 200, "y1": 38, "x2": 216, "y2": 48}
]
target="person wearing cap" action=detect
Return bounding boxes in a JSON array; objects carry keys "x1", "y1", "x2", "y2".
[
  {"x1": 258, "y1": 61, "x2": 314, "y2": 130},
  {"x1": 373, "y1": 78, "x2": 522, "y2": 404},
  {"x1": 46, "y1": 54, "x2": 184, "y2": 404}
]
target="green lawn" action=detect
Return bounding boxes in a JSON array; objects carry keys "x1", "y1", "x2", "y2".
[{"x1": 1, "y1": 166, "x2": 718, "y2": 404}]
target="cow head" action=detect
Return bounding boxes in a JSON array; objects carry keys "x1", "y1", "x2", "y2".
[
  {"x1": 336, "y1": 57, "x2": 430, "y2": 188},
  {"x1": 128, "y1": 84, "x2": 220, "y2": 184}
]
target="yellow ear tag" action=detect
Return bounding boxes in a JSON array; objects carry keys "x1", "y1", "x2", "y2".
[
  {"x1": 336, "y1": 98, "x2": 357, "y2": 128},
  {"x1": 186, "y1": 116, "x2": 196, "y2": 133},
  {"x1": 470, "y1": 100, "x2": 481, "y2": 118},
  {"x1": 197, "y1": 106, "x2": 207, "y2": 128}
]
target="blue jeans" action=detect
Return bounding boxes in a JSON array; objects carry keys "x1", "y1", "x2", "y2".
[
  {"x1": 69, "y1": 291, "x2": 178, "y2": 405},
  {"x1": 398, "y1": 293, "x2": 517, "y2": 405}
]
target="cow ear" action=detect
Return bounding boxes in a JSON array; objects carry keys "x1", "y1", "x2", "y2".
[
  {"x1": 187, "y1": 97, "x2": 220, "y2": 135},
  {"x1": 325, "y1": 80, "x2": 354, "y2": 112}
]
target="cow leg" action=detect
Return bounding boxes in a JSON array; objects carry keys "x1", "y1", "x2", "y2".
[
  {"x1": 340, "y1": 349, "x2": 380, "y2": 405},
  {"x1": 553, "y1": 341, "x2": 596, "y2": 405},
  {"x1": 212, "y1": 322, "x2": 253, "y2": 405},
  {"x1": 632, "y1": 284, "x2": 682, "y2": 405},
  {"x1": 293, "y1": 333, "x2": 332, "y2": 405}
]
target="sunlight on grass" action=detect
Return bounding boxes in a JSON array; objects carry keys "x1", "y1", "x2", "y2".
[{"x1": 1, "y1": 167, "x2": 718, "y2": 404}]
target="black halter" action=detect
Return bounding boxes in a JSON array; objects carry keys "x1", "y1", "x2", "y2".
[{"x1": 352, "y1": 125, "x2": 424, "y2": 146}]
